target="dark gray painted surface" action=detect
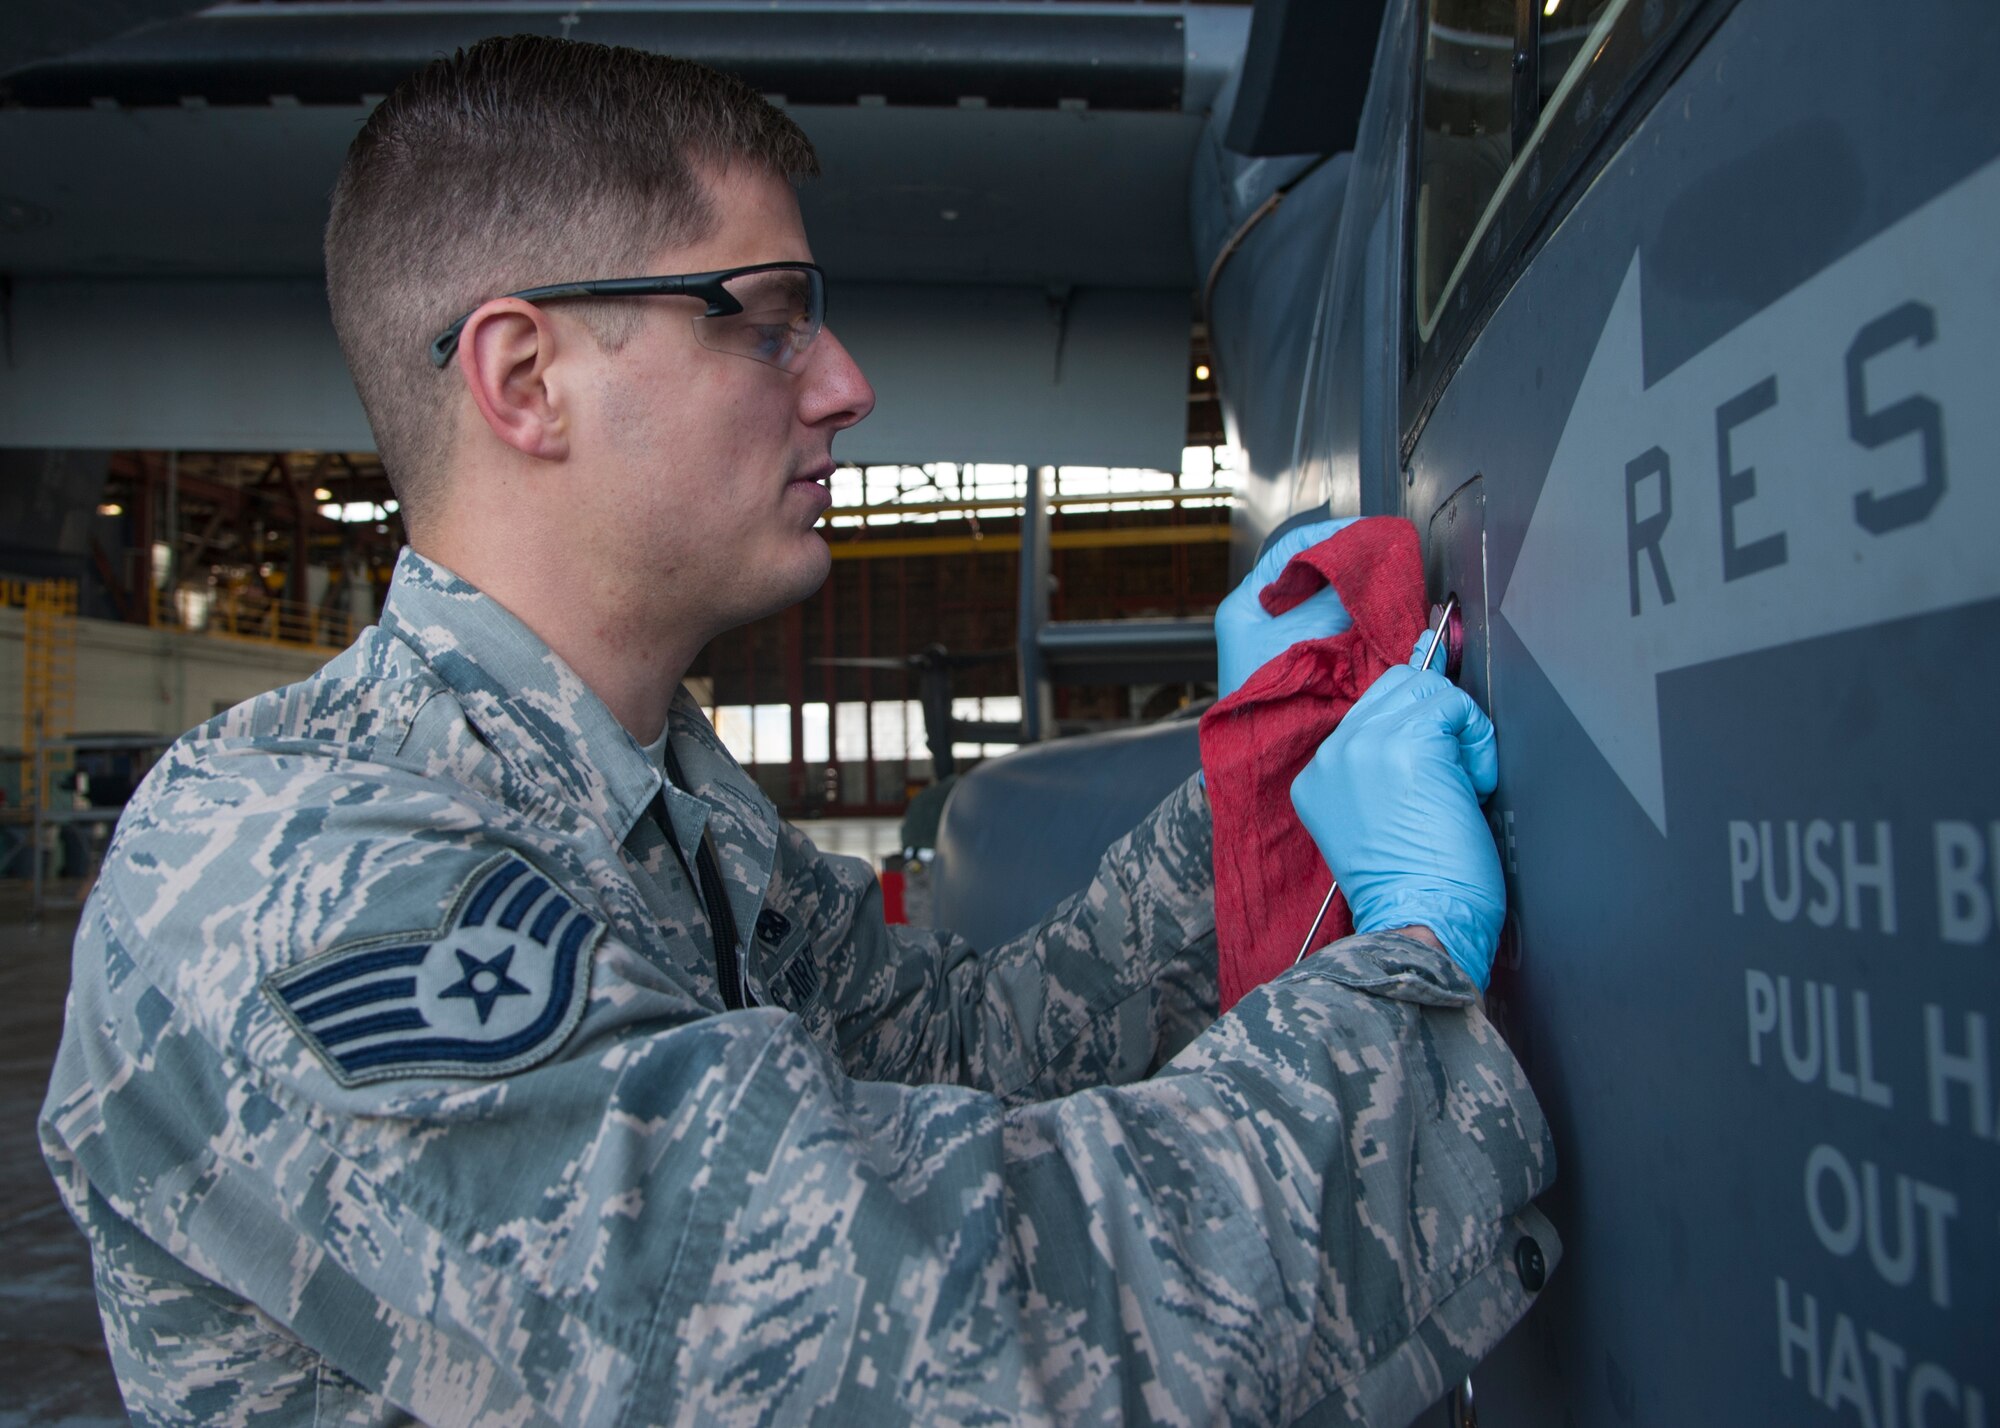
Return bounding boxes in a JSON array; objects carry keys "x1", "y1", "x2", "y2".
[
  {"x1": 1222, "y1": 0, "x2": 2000, "y2": 1421},
  {"x1": 1189, "y1": 139, "x2": 1349, "y2": 569},
  {"x1": 932, "y1": 717, "x2": 1200, "y2": 949}
]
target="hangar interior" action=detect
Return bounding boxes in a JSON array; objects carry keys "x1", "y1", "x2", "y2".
[{"x1": 0, "y1": 1, "x2": 1256, "y2": 833}]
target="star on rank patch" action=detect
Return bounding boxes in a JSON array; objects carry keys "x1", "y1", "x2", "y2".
[{"x1": 264, "y1": 853, "x2": 602, "y2": 1086}]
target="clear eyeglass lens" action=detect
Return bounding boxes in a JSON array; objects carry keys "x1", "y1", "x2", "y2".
[{"x1": 694, "y1": 268, "x2": 824, "y2": 370}]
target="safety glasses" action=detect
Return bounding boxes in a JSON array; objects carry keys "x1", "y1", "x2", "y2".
[{"x1": 427, "y1": 261, "x2": 826, "y2": 372}]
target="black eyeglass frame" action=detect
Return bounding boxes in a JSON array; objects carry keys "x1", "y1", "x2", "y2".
[{"x1": 426, "y1": 260, "x2": 826, "y2": 369}]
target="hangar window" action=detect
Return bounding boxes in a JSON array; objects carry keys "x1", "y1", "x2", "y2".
[
  {"x1": 718, "y1": 699, "x2": 934, "y2": 767},
  {"x1": 951, "y1": 696, "x2": 1023, "y2": 759},
  {"x1": 711, "y1": 704, "x2": 799, "y2": 765},
  {"x1": 822, "y1": 453, "x2": 1237, "y2": 529}
]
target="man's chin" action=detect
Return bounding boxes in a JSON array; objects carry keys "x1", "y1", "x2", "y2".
[
  {"x1": 731, "y1": 535, "x2": 831, "y2": 627},
  {"x1": 795, "y1": 533, "x2": 833, "y2": 598}
]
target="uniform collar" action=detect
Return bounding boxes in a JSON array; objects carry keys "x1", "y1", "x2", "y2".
[
  {"x1": 661, "y1": 683, "x2": 781, "y2": 935},
  {"x1": 377, "y1": 549, "x2": 779, "y2": 918},
  {"x1": 378, "y1": 548, "x2": 664, "y2": 847}
]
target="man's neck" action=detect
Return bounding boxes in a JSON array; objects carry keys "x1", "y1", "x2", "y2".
[{"x1": 416, "y1": 531, "x2": 706, "y2": 742}]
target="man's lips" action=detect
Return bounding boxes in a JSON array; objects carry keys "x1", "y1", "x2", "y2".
[{"x1": 791, "y1": 463, "x2": 836, "y2": 520}]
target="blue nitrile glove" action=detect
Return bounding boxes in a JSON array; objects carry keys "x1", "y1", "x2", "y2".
[
  {"x1": 1289, "y1": 641, "x2": 1505, "y2": 988},
  {"x1": 1215, "y1": 516, "x2": 1362, "y2": 699}
]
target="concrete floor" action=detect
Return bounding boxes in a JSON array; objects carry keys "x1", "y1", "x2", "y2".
[
  {"x1": 0, "y1": 817, "x2": 904, "y2": 1425},
  {"x1": 0, "y1": 893, "x2": 125, "y2": 1426}
]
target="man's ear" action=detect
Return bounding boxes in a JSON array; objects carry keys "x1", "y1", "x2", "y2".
[{"x1": 455, "y1": 299, "x2": 571, "y2": 461}]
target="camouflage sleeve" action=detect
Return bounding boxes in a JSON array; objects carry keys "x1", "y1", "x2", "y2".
[
  {"x1": 787, "y1": 772, "x2": 1222, "y2": 1099},
  {"x1": 47, "y1": 870, "x2": 1556, "y2": 1426}
]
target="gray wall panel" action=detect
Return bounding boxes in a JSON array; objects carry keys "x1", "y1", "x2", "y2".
[
  {"x1": 0, "y1": 277, "x2": 370, "y2": 450},
  {"x1": 834, "y1": 283, "x2": 1190, "y2": 470}
]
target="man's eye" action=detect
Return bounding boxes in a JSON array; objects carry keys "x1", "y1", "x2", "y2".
[
  {"x1": 700, "y1": 302, "x2": 809, "y2": 366},
  {"x1": 739, "y1": 308, "x2": 803, "y2": 344}
]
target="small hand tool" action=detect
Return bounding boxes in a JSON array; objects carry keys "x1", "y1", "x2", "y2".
[{"x1": 1292, "y1": 595, "x2": 1457, "y2": 966}]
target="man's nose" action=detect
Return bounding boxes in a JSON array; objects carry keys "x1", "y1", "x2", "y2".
[{"x1": 802, "y1": 328, "x2": 875, "y2": 431}]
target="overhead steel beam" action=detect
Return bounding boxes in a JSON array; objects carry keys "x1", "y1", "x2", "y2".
[
  {"x1": 823, "y1": 524, "x2": 1228, "y2": 561},
  {"x1": 3, "y1": 3, "x2": 1190, "y2": 110},
  {"x1": 1, "y1": 278, "x2": 1191, "y2": 466}
]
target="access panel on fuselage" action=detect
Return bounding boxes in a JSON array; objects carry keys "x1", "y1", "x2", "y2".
[{"x1": 1401, "y1": 2, "x2": 1999, "y2": 1423}]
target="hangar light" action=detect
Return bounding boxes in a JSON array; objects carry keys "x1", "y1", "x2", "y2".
[{"x1": 320, "y1": 499, "x2": 400, "y2": 524}]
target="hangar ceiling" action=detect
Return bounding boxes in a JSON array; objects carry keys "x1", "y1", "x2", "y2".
[{"x1": 0, "y1": 3, "x2": 1251, "y2": 467}]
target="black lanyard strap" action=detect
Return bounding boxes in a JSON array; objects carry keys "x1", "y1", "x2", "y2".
[{"x1": 659, "y1": 744, "x2": 751, "y2": 1011}]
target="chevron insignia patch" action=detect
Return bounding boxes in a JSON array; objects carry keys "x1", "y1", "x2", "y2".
[{"x1": 264, "y1": 854, "x2": 601, "y2": 1087}]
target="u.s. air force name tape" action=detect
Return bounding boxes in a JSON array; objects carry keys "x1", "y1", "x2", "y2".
[{"x1": 264, "y1": 853, "x2": 600, "y2": 1086}]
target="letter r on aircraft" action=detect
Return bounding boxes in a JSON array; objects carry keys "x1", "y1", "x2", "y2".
[{"x1": 1627, "y1": 446, "x2": 1676, "y2": 615}]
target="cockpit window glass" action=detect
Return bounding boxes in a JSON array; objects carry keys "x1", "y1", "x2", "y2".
[
  {"x1": 1539, "y1": 0, "x2": 1618, "y2": 105},
  {"x1": 1401, "y1": 0, "x2": 1708, "y2": 451},
  {"x1": 1414, "y1": 0, "x2": 1632, "y2": 339},
  {"x1": 1413, "y1": 0, "x2": 1518, "y2": 331}
]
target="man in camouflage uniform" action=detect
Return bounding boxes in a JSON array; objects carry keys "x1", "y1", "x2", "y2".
[{"x1": 41, "y1": 35, "x2": 1556, "y2": 1426}]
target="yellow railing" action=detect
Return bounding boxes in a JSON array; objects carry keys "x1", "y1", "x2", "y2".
[
  {"x1": 826, "y1": 523, "x2": 1231, "y2": 562},
  {"x1": 152, "y1": 587, "x2": 358, "y2": 655},
  {"x1": 827, "y1": 488, "x2": 1236, "y2": 521}
]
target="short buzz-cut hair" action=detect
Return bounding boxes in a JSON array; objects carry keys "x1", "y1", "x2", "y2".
[{"x1": 324, "y1": 35, "x2": 819, "y2": 530}]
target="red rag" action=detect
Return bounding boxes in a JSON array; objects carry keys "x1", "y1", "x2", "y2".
[{"x1": 1199, "y1": 518, "x2": 1430, "y2": 1012}]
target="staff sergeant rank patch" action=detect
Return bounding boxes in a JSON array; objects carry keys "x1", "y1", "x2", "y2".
[{"x1": 265, "y1": 854, "x2": 600, "y2": 1086}]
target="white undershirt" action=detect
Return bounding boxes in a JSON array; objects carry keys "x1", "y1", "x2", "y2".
[{"x1": 639, "y1": 723, "x2": 671, "y2": 775}]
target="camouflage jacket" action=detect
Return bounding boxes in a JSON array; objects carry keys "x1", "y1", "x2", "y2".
[{"x1": 41, "y1": 549, "x2": 1557, "y2": 1426}]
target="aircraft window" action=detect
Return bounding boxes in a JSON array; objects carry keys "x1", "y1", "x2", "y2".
[
  {"x1": 1413, "y1": 0, "x2": 1518, "y2": 331},
  {"x1": 1414, "y1": 0, "x2": 1645, "y2": 340},
  {"x1": 1539, "y1": 0, "x2": 1617, "y2": 106},
  {"x1": 1404, "y1": 0, "x2": 1705, "y2": 448}
]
